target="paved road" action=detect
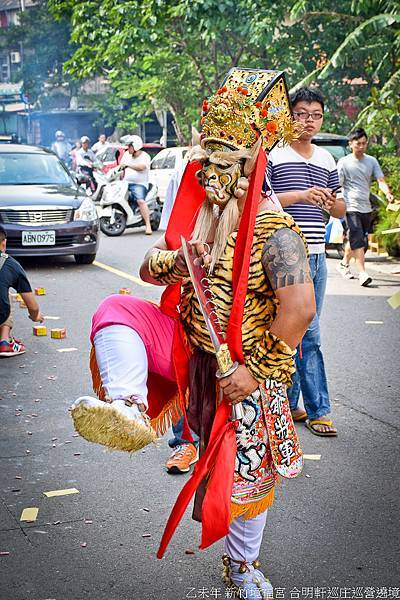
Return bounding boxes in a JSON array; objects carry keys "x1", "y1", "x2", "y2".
[{"x1": 1, "y1": 229, "x2": 399, "y2": 600}]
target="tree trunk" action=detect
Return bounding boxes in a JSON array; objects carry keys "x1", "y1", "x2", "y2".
[
  {"x1": 168, "y1": 103, "x2": 186, "y2": 145},
  {"x1": 108, "y1": 127, "x2": 126, "y2": 142}
]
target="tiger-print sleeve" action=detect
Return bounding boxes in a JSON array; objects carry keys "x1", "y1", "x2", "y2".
[
  {"x1": 246, "y1": 331, "x2": 295, "y2": 385},
  {"x1": 148, "y1": 249, "x2": 186, "y2": 284}
]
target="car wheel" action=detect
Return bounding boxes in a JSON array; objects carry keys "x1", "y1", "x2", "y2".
[
  {"x1": 75, "y1": 254, "x2": 97, "y2": 265},
  {"x1": 100, "y1": 211, "x2": 127, "y2": 236}
]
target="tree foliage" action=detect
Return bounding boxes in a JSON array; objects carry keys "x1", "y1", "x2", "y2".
[
  {"x1": 18, "y1": 0, "x2": 398, "y2": 148},
  {"x1": 291, "y1": 0, "x2": 400, "y2": 151},
  {"x1": 50, "y1": 0, "x2": 376, "y2": 141}
]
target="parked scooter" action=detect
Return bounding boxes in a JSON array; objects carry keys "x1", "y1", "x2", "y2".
[{"x1": 98, "y1": 175, "x2": 162, "y2": 236}]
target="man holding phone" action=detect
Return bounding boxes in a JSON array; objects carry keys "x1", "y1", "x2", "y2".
[{"x1": 267, "y1": 87, "x2": 345, "y2": 437}]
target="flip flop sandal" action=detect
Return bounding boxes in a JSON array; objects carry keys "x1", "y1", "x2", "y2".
[
  {"x1": 305, "y1": 418, "x2": 337, "y2": 437},
  {"x1": 291, "y1": 409, "x2": 308, "y2": 422}
]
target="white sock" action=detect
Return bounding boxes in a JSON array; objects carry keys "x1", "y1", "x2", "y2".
[{"x1": 112, "y1": 399, "x2": 142, "y2": 419}]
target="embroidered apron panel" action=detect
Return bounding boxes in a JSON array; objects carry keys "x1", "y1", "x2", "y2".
[
  {"x1": 260, "y1": 380, "x2": 303, "y2": 478},
  {"x1": 231, "y1": 392, "x2": 277, "y2": 506}
]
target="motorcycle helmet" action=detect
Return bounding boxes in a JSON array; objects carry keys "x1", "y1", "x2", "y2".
[
  {"x1": 55, "y1": 130, "x2": 65, "y2": 139},
  {"x1": 125, "y1": 135, "x2": 143, "y2": 151},
  {"x1": 80, "y1": 135, "x2": 90, "y2": 143}
]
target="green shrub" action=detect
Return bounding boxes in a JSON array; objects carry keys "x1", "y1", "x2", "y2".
[
  {"x1": 368, "y1": 147, "x2": 400, "y2": 256},
  {"x1": 374, "y1": 205, "x2": 400, "y2": 257}
]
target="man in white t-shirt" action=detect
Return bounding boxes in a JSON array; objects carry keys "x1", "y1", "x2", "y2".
[
  {"x1": 120, "y1": 136, "x2": 152, "y2": 235},
  {"x1": 92, "y1": 133, "x2": 108, "y2": 155}
]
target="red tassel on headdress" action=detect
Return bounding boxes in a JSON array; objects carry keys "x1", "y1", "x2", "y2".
[
  {"x1": 227, "y1": 148, "x2": 267, "y2": 362},
  {"x1": 157, "y1": 148, "x2": 267, "y2": 558}
]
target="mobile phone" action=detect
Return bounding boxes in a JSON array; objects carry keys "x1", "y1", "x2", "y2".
[{"x1": 330, "y1": 185, "x2": 342, "y2": 195}]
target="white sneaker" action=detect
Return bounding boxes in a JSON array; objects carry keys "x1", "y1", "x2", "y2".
[
  {"x1": 222, "y1": 555, "x2": 273, "y2": 599},
  {"x1": 359, "y1": 271, "x2": 372, "y2": 286},
  {"x1": 336, "y1": 262, "x2": 354, "y2": 279}
]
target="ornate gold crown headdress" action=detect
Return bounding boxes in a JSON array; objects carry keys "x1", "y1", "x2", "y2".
[{"x1": 200, "y1": 68, "x2": 300, "y2": 152}]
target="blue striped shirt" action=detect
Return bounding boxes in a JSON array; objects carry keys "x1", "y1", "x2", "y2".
[{"x1": 267, "y1": 145, "x2": 340, "y2": 253}]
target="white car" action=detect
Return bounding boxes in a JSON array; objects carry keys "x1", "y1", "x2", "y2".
[{"x1": 149, "y1": 146, "x2": 188, "y2": 201}]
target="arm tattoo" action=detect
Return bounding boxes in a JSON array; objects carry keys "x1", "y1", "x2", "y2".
[{"x1": 262, "y1": 228, "x2": 312, "y2": 290}]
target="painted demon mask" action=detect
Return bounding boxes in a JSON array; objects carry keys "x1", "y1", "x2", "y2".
[{"x1": 200, "y1": 142, "x2": 244, "y2": 207}]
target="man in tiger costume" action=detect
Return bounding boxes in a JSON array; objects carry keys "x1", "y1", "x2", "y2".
[{"x1": 71, "y1": 69, "x2": 316, "y2": 599}]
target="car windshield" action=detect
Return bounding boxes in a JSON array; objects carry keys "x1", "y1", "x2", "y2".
[
  {"x1": 320, "y1": 145, "x2": 349, "y2": 161},
  {"x1": 0, "y1": 152, "x2": 73, "y2": 185}
]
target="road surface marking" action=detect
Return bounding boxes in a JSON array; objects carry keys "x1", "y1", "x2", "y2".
[
  {"x1": 93, "y1": 261, "x2": 151, "y2": 287},
  {"x1": 57, "y1": 348, "x2": 78, "y2": 353},
  {"x1": 43, "y1": 488, "x2": 79, "y2": 498}
]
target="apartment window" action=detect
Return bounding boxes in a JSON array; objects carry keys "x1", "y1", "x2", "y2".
[{"x1": 0, "y1": 53, "x2": 10, "y2": 82}]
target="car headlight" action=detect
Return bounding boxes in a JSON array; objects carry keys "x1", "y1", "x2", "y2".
[{"x1": 74, "y1": 197, "x2": 98, "y2": 222}]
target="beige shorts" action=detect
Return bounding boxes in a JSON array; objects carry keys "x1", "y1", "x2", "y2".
[{"x1": 1, "y1": 299, "x2": 13, "y2": 329}]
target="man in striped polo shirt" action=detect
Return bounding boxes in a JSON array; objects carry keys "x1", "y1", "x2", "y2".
[{"x1": 268, "y1": 87, "x2": 345, "y2": 436}]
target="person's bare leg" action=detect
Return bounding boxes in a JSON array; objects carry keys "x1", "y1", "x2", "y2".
[
  {"x1": 137, "y1": 199, "x2": 152, "y2": 234},
  {"x1": 336, "y1": 242, "x2": 354, "y2": 279},
  {"x1": 0, "y1": 324, "x2": 11, "y2": 342},
  {"x1": 353, "y1": 247, "x2": 366, "y2": 274},
  {"x1": 343, "y1": 242, "x2": 352, "y2": 266},
  {"x1": 353, "y1": 246, "x2": 372, "y2": 286}
]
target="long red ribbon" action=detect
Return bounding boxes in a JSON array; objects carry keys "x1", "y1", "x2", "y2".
[
  {"x1": 160, "y1": 161, "x2": 206, "y2": 443},
  {"x1": 200, "y1": 412, "x2": 237, "y2": 549},
  {"x1": 226, "y1": 148, "x2": 267, "y2": 363},
  {"x1": 157, "y1": 399, "x2": 233, "y2": 558}
]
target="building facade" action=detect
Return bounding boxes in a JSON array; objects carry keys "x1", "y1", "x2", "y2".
[{"x1": 0, "y1": 0, "x2": 35, "y2": 82}]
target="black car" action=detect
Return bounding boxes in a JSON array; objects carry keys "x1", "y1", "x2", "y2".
[
  {"x1": 0, "y1": 144, "x2": 99, "y2": 264},
  {"x1": 313, "y1": 132, "x2": 350, "y2": 161}
]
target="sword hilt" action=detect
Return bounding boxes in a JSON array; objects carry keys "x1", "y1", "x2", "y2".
[{"x1": 215, "y1": 344, "x2": 244, "y2": 421}]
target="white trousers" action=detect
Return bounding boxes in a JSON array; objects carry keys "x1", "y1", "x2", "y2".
[
  {"x1": 225, "y1": 511, "x2": 268, "y2": 563},
  {"x1": 94, "y1": 325, "x2": 149, "y2": 407},
  {"x1": 94, "y1": 324, "x2": 268, "y2": 561}
]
